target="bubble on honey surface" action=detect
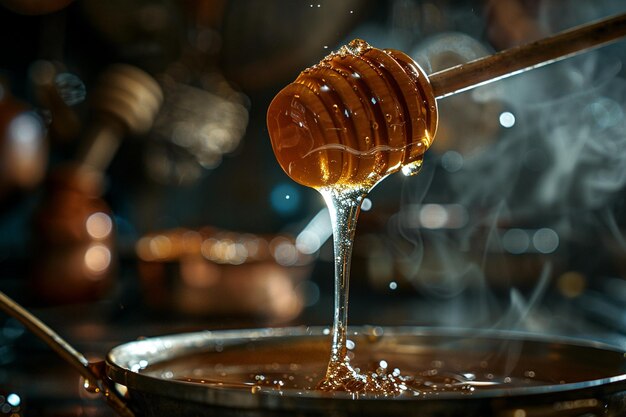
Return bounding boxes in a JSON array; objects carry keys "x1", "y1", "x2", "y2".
[
  {"x1": 340, "y1": 38, "x2": 371, "y2": 57},
  {"x1": 171, "y1": 362, "x2": 558, "y2": 398}
]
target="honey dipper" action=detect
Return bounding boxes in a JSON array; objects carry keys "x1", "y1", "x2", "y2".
[
  {"x1": 267, "y1": 12, "x2": 626, "y2": 190},
  {"x1": 30, "y1": 65, "x2": 162, "y2": 304}
]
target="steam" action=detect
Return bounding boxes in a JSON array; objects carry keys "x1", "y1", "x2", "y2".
[{"x1": 387, "y1": 4, "x2": 626, "y2": 334}]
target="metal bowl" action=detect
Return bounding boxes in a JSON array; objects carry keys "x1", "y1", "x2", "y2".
[{"x1": 106, "y1": 327, "x2": 626, "y2": 416}]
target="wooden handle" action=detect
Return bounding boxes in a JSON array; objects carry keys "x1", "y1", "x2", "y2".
[{"x1": 430, "y1": 12, "x2": 626, "y2": 99}]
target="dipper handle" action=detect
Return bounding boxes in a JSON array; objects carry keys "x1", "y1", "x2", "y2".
[{"x1": 430, "y1": 12, "x2": 626, "y2": 99}]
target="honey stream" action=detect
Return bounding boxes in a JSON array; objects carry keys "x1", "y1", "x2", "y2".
[{"x1": 267, "y1": 39, "x2": 437, "y2": 395}]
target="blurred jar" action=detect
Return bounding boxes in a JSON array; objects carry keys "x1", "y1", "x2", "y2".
[{"x1": 30, "y1": 164, "x2": 116, "y2": 305}]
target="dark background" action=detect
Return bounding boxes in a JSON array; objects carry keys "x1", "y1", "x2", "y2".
[{"x1": 0, "y1": 0, "x2": 625, "y2": 415}]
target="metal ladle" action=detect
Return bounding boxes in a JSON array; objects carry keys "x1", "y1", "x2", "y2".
[{"x1": 0, "y1": 290, "x2": 135, "y2": 417}]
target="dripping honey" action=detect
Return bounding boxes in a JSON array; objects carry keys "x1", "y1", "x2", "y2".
[{"x1": 266, "y1": 39, "x2": 438, "y2": 396}]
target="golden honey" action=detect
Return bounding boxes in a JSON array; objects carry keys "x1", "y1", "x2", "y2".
[
  {"x1": 267, "y1": 39, "x2": 438, "y2": 190},
  {"x1": 267, "y1": 39, "x2": 439, "y2": 396}
]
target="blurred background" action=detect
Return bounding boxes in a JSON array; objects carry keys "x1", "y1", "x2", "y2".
[{"x1": 0, "y1": 0, "x2": 625, "y2": 415}]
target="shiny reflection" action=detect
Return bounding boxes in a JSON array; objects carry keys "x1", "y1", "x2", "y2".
[
  {"x1": 404, "y1": 204, "x2": 469, "y2": 229},
  {"x1": 136, "y1": 228, "x2": 311, "y2": 267},
  {"x1": 85, "y1": 212, "x2": 113, "y2": 239},
  {"x1": 499, "y1": 111, "x2": 516, "y2": 128},
  {"x1": 84, "y1": 243, "x2": 112, "y2": 276},
  {"x1": 6, "y1": 393, "x2": 20, "y2": 407},
  {"x1": 0, "y1": 389, "x2": 21, "y2": 416},
  {"x1": 296, "y1": 209, "x2": 333, "y2": 255},
  {"x1": 361, "y1": 197, "x2": 372, "y2": 211},
  {"x1": 5, "y1": 111, "x2": 46, "y2": 188}
]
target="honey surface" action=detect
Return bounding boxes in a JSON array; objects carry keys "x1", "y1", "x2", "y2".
[{"x1": 142, "y1": 331, "x2": 605, "y2": 398}]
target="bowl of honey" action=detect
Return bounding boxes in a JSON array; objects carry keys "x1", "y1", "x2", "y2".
[{"x1": 106, "y1": 326, "x2": 626, "y2": 416}]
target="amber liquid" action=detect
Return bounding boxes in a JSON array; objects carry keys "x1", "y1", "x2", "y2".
[
  {"x1": 142, "y1": 330, "x2": 623, "y2": 399},
  {"x1": 266, "y1": 39, "x2": 438, "y2": 395},
  {"x1": 267, "y1": 39, "x2": 437, "y2": 190}
]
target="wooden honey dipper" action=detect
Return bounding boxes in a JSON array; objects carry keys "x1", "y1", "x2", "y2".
[
  {"x1": 267, "y1": 12, "x2": 626, "y2": 191},
  {"x1": 30, "y1": 64, "x2": 162, "y2": 304}
]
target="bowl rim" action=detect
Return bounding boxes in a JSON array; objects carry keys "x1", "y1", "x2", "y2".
[{"x1": 105, "y1": 326, "x2": 626, "y2": 411}]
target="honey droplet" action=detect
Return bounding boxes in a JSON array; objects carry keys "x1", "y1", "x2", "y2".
[
  {"x1": 345, "y1": 38, "x2": 371, "y2": 55},
  {"x1": 401, "y1": 159, "x2": 423, "y2": 176}
]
